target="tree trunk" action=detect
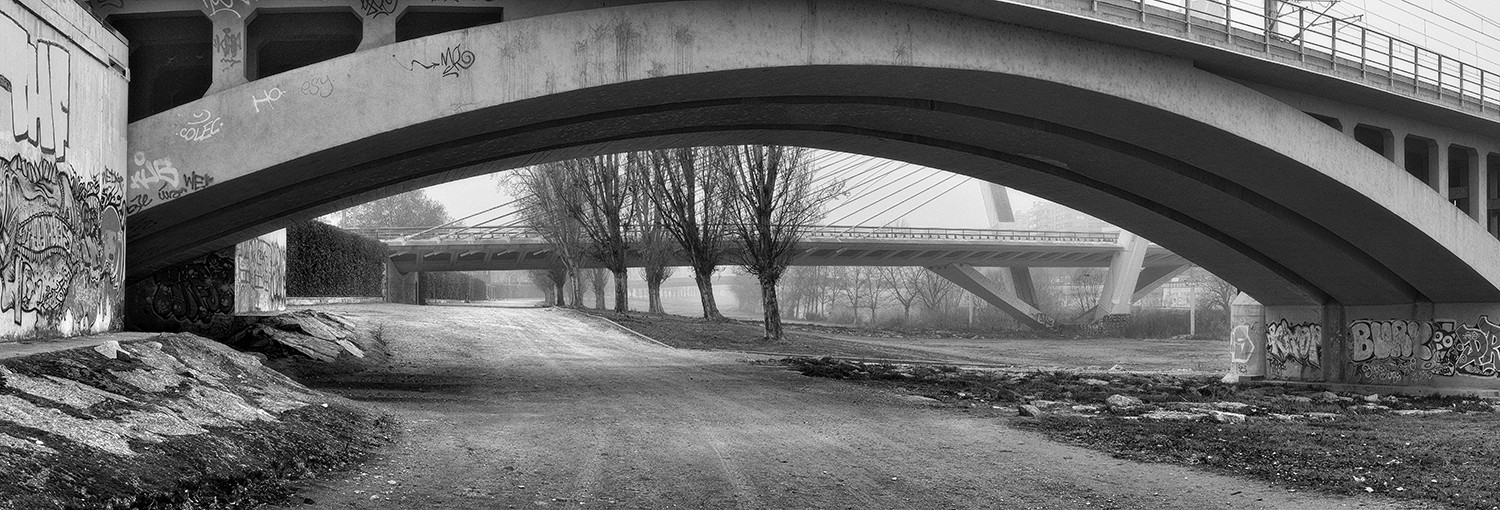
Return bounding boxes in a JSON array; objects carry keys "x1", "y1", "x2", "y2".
[
  {"x1": 759, "y1": 277, "x2": 783, "y2": 341},
  {"x1": 648, "y1": 282, "x2": 664, "y2": 314},
  {"x1": 592, "y1": 269, "x2": 606, "y2": 309},
  {"x1": 553, "y1": 281, "x2": 566, "y2": 306},
  {"x1": 569, "y1": 268, "x2": 584, "y2": 307},
  {"x1": 612, "y1": 269, "x2": 628, "y2": 313},
  {"x1": 694, "y1": 268, "x2": 724, "y2": 321}
]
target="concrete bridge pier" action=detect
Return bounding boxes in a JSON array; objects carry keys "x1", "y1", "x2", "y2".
[
  {"x1": 1225, "y1": 295, "x2": 1500, "y2": 393},
  {"x1": 384, "y1": 261, "x2": 425, "y2": 306},
  {"x1": 1093, "y1": 233, "x2": 1150, "y2": 328}
]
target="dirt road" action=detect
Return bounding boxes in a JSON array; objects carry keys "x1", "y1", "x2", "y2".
[{"x1": 278, "y1": 304, "x2": 1415, "y2": 509}]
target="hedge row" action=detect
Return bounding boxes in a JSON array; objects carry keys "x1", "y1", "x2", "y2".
[
  {"x1": 422, "y1": 272, "x2": 489, "y2": 301},
  {"x1": 286, "y1": 221, "x2": 385, "y2": 297}
]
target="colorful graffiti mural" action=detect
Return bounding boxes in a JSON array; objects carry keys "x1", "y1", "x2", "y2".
[
  {"x1": 1265, "y1": 319, "x2": 1321, "y2": 371},
  {"x1": 0, "y1": 13, "x2": 126, "y2": 339},
  {"x1": 1350, "y1": 317, "x2": 1500, "y2": 383}
]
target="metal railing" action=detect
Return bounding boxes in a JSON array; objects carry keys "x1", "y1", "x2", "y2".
[
  {"x1": 1016, "y1": 0, "x2": 1500, "y2": 116},
  {"x1": 346, "y1": 225, "x2": 1122, "y2": 244}
]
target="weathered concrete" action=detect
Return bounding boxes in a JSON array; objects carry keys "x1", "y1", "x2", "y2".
[
  {"x1": 117, "y1": 0, "x2": 1500, "y2": 314},
  {"x1": 1093, "y1": 232, "x2": 1148, "y2": 321},
  {"x1": 0, "y1": 0, "x2": 129, "y2": 341},
  {"x1": 928, "y1": 263, "x2": 1052, "y2": 330}
]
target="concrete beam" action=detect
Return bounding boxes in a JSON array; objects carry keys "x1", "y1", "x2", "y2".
[
  {"x1": 1094, "y1": 232, "x2": 1149, "y2": 321},
  {"x1": 1080, "y1": 263, "x2": 1194, "y2": 320},
  {"x1": 928, "y1": 263, "x2": 1053, "y2": 331}
]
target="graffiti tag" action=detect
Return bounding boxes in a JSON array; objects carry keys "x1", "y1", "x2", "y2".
[
  {"x1": 251, "y1": 87, "x2": 283, "y2": 112},
  {"x1": 1266, "y1": 319, "x2": 1321, "y2": 370},
  {"x1": 213, "y1": 28, "x2": 241, "y2": 65},
  {"x1": 361, "y1": 0, "x2": 398, "y2": 17},
  {"x1": 177, "y1": 109, "x2": 222, "y2": 142},
  {"x1": 1351, "y1": 317, "x2": 1500, "y2": 380},
  {"x1": 300, "y1": 76, "x2": 334, "y2": 98},
  {"x1": 398, "y1": 44, "x2": 476, "y2": 77}
]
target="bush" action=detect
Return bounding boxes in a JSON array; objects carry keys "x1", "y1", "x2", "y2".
[{"x1": 286, "y1": 221, "x2": 385, "y2": 297}]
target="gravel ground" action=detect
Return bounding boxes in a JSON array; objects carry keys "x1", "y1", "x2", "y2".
[{"x1": 273, "y1": 303, "x2": 1419, "y2": 509}]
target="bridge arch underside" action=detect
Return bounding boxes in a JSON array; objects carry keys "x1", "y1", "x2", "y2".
[{"x1": 125, "y1": 0, "x2": 1500, "y2": 308}]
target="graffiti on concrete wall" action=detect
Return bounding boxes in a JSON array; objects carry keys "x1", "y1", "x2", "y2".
[
  {"x1": 300, "y1": 76, "x2": 334, "y2": 98},
  {"x1": 0, "y1": 14, "x2": 126, "y2": 338},
  {"x1": 234, "y1": 230, "x2": 286, "y2": 313},
  {"x1": 213, "y1": 28, "x2": 241, "y2": 68},
  {"x1": 128, "y1": 151, "x2": 214, "y2": 212},
  {"x1": 202, "y1": 0, "x2": 245, "y2": 18},
  {"x1": 1230, "y1": 324, "x2": 1256, "y2": 366},
  {"x1": 1350, "y1": 317, "x2": 1500, "y2": 383},
  {"x1": 362, "y1": 0, "x2": 399, "y2": 17},
  {"x1": 398, "y1": 45, "x2": 476, "y2": 77},
  {"x1": 1265, "y1": 319, "x2": 1321, "y2": 370},
  {"x1": 125, "y1": 250, "x2": 235, "y2": 336},
  {"x1": 251, "y1": 87, "x2": 283, "y2": 113},
  {"x1": 177, "y1": 109, "x2": 222, "y2": 142}
]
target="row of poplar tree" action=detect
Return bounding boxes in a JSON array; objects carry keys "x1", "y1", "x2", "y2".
[{"x1": 507, "y1": 145, "x2": 844, "y2": 341}]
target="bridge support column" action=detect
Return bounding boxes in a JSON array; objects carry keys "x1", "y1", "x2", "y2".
[
  {"x1": 1093, "y1": 232, "x2": 1149, "y2": 325},
  {"x1": 207, "y1": 15, "x2": 249, "y2": 94},
  {"x1": 384, "y1": 260, "x2": 425, "y2": 305},
  {"x1": 927, "y1": 263, "x2": 1053, "y2": 331},
  {"x1": 1080, "y1": 263, "x2": 1194, "y2": 320},
  {"x1": 125, "y1": 231, "x2": 287, "y2": 337}
]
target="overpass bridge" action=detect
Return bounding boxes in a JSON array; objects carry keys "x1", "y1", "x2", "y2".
[
  {"x1": 352, "y1": 224, "x2": 1193, "y2": 330},
  {"x1": 7, "y1": 0, "x2": 1500, "y2": 390}
]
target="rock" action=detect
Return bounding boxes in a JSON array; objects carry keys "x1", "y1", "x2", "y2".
[
  {"x1": 1080, "y1": 378, "x2": 1110, "y2": 386},
  {"x1": 1106, "y1": 394, "x2": 1143, "y2": 408},
  {"x1": 1392, "y1": 409, "x2": 1453, "y2": 416},
  {"x1": 900, "y1": 395, "x2": 940, "y2": 405},
  {"x1": 1269, "y1": 413, "x2": 1304, "y2": 421},
  {"x1": 1283, "y1": 395, "x2": 1313, "y2": 403},
  {"x1": 1207, "y1": 410, "x2": 1247, "y2": 423},
  {"x1": 1312, "y1": 391, "x2": 1340, "y2": 402},
  {"x1": 1030, "y1": 400, "x2": 1066, "y2": 409},
  {"x1": 1363, "y1": 394, "x2": 1382, "y2": 402},
  {"x1": 1017, "y1": 404, "x2": 1044, "y2": 417},
  {"x1": 1351, "y1": 404, "x2": 1389, "y2": 412},
  {"x1": 1071, "y1": 404, "x2": 1104, "y2": 413},
  {"x1": 1140, "y1": 410, "x2": 1202, "y2": 421},
  {"x1": 1214, "y1": 402, "x2": 1251, "y2": 411},
  {"x1": 1305, "y1": 412, "x2": 1342, "y2": 420},
  {"x1": 1108, "y1": 364, "x2": 1124, "y2": 371},
  {"x1": 93, "y1": 340, "x2": 120, "y2": 359}
]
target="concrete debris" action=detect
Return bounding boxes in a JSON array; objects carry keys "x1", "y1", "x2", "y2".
[
  {"x1": 1105, "y1": 394, "x2": 1143, "y2": 408},
  {"x1": 1207, "y1": 410, "x2": 1247, "y2": 424},
  {"x1": 1213, "y1": 402, "x2": 1251, "y2": 411},
  {"x1": 1305, "y1": 412, "x2": 1342, "y2": 420},
  {"x1": 1312, "y1": 391, "x2": 1340, "y2": 402},
  {"x1": 1362, "y1": 394, "x2": 1382, "y2": 402},
  {"x1": 1391, "y1": 409, "x2": 1453, "y2": 416},
  {"x1": 1018, "y1": 404, "x2": 1044, "y2": 417},
  {"x1": 1140, "y1": 410, "x2": 1201, "y2": 421},
  {"x1": 1080, "y1": 378, "x2": 1110, "y2": 386}
]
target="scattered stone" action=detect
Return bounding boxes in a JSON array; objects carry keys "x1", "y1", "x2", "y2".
[
  {"x1": 1351, "y1": 404, "x2": 1390, "y2": 412},
  {"x1": 1108, "y1": 364, "x2": 1124, "y2": 371},
  {"x1": 900, "y1": 395, "x2": 940, "y2": 405},
  {"x1": 1270, "y1": 413, "x2": 1305, "y2": 421},
  {"x1": 1030, "y1": 400, "x2": 1066, "y2": 409},
  {"x1": 1018, "y1": 405, "x2": 1044, "y2": 417},
  {"x1": 1071, "y1": 404, "x2": 1104, "y2": 413},
  {"x1": 1391, "y1": 409, "x2": 1453, "y2": 417},
  {"x1": 1207, "y1": 411, "x2": 1247, "y2": 424},
  {"x1": 1283, "y1": 395, "x2": 1313, "y2": 403},
  {"x1": 1080, "y1": 378, "x2": 1110, "y2": 386},
  {"x1": 1305, "y1": 412, "x2": 1342, "y2": 420},
  {"x1": 1140, "y1": 410, "x2": 1202, "y2": 421},
  {"x1": 1363, "y1": 394, "x2": 1382, "y2": 402},
  {"x1": 1165, "y1": 402, "x2": 1213, "y2": 411},
  {"x1": 1106, "y1": 394, "x2": 1143, "y2": 408},
  {"x1": 1312, "y1": 391, "x2": 1340, "y2": 402},
  {"x1": 1214, "y1": 402, "x2": 1251, "y2": 411}
]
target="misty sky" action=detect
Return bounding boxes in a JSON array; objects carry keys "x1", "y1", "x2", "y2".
[{"x1": 421, "y1": 0, "x2": 1500, "y2": 231}]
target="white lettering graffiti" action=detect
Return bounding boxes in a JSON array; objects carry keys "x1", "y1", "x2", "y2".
[
  {"x1": 0, "y1": 15, "x2": 70, "y2": 161},
  {"x1": 1351, "y1": 317, "x2": 1500, "y2": 379},
  {"x1": 177, "y1": 109, "x2": 222, "y2": 142},
  {"x1": 251, "y1": 87, "x2": 283, "y2": 112},
  {"x1": 1266, "y1": 319, "x2": 1321, "y2": 369}
]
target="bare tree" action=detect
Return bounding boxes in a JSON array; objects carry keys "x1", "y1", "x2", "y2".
[
  {"x1": 878, "y1": 266, "x2": 924, "y2": 321},
  {"x1": 782, "y1": 266, "x2": 835, "y2": 320},
  {"x1": 719, "y1": 145, "x2": 845, "y2": 341},
  {"x1": 631, "y1": 152, "x2": 676, "y2": 314},
  {"x1": 914, "y1": 268, "x2": 957, "y2": 318},
  {"x1": 529, "y1": 267, "x2": 568, "y2": 306},
  {"x1": 588, "y1": 267, "x2": 608, "y2": 310},
  {"x1": 562, "y1": 154, "x2": 637, "y2": 313},
  {"x1": 645, "y1": 148, "x2": 730, "y2": 320},
  {"x1": 509, "y1": 167, "x2": 587, "y2": 307},
  {"x1": 835, "y1": 266, "x2": 883, "y2": 326}
]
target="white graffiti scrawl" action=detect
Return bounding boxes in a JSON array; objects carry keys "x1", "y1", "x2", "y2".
[
  {"x1": 178, "y1": 109, "x2": 222, "y2": 141},
  {"x1": 1266, "y1": 319, "x2": 1321, "y2": 370}
]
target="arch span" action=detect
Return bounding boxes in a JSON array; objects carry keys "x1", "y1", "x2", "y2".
[{"x1": 124, "y1": 0, "x2": 1500, "y2": 307}]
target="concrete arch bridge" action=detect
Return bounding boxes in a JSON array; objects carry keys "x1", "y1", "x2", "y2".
[{"x1": 92, "y1": 0, "x2": 1500, "y2": 388}]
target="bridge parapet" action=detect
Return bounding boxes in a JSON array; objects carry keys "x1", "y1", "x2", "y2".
[{"x1": 349, "y1": 225, "x2": 1124, "y2": 245}]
